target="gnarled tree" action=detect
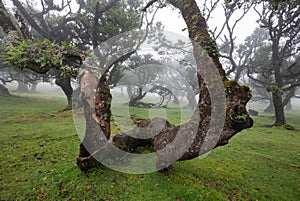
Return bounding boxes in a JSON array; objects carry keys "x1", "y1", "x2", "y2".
[
  {"x1": 1, "y1": 0, "x2": 253, "y2": 172},
  {"x1": 76, "y1": 0, "x2": 253, "y2": 172}
]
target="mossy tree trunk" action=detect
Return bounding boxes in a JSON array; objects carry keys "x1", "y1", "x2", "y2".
[
  {"x1": 271, "y1": 39, "x2": 286, "y2": 126},
  {"x1": 76, "y1": 0, "x2": 253, "y2": 172},
  {"x1": 0, "y1": 0, "x2": 253, "y2": 172}
]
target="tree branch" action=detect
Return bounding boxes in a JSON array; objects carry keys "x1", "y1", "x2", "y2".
[
  {"x1": 0, "y1": 0, "x2": 21, "y2": 35},
  {"x1": 12, "y1": 0, "x2": 52, "y2": 39},
  {"x1": 142, "y1": 0, "x2": 158, "y2": 12}
]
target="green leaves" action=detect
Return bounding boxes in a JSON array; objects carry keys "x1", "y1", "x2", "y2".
[
  {"x1": 3, "y1": 40, "x2": 28, "y2": 69},
  {"x1": 3, "y1": 39, "x2": 76, "y2": 70}
]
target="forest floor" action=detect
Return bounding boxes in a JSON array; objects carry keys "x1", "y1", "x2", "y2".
[{"x1": 0, "y1": 93, "x2": 299, "y2": 200}]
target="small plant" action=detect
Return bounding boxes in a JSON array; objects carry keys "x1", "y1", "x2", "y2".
[{"x1": 234, "y1": 113, "x2": 248, "y2": 121}]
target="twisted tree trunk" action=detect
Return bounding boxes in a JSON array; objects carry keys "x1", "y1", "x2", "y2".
[
  {"x1": 0, "y1": 0, "x2": 253, "y2": 173},
  {"x1": 76, "y1": 0, "x2": 253, "y2": 172}
]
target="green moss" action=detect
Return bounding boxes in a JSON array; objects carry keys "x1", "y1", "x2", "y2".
[{"x1": 224, "y1": 80, "x2": 238, "y2": 95}]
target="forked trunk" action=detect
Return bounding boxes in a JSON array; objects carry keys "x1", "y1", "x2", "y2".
[
  {"x1": 76, "y1": 0, "x2": 253, "y2": 172},
  {"x1": 0, "y1": 0, "x2": 254, "y2": 173}
]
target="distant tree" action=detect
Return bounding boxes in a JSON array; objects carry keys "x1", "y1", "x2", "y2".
[
  {"x1": 245, "y1": 1, "x2": 300, "y2": 126},
  {"x1": 147, "y1": 22, "x2": 198, "y2": 108},
  {"x1": 116, "y1": 54, "x2": 163, "y2": 107}
]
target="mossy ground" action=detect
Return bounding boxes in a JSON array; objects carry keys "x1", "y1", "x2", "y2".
[{"x1": 0, "y1": 93, "x2": 299, "y2": 200}]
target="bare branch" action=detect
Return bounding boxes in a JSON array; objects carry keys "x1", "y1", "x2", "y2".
[
  {"x1": 12, "y1": 0, "x2": 52, "y2": 39},
  {"x1": 142, "y1": 0, "x2": 158, "y2": 12}
]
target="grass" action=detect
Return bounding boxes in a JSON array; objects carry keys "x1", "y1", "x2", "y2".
[{"x1": 0, "y1": 93, "x2": 299, "y2": 200}]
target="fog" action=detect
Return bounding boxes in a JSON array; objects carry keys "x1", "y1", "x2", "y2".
[{"x1": 5, "y1": 81, "x2": 65, "y2": 97}]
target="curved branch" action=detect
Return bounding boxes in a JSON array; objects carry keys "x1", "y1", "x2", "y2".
[
  {"x1": 142, "y1": 0, "x2": 158, "y2": 12},
  {"x1": 77, "y1": 0, "x2": 253, "y2": 172}
]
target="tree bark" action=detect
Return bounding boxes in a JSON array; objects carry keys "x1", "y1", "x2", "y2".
[
  {"x1": 0, "y1": 0, "x2": 21, "y2": 35},
  {"x1": 167, "y1": 0, "x2": 226, "y2": 81},
  {"x1": 271, "y1": 39, "x2": 286, "y2": 126},
  {"x1": 0, "y1": 0, "x2": 85, "y2": 84},
  {"x1": 234, "y1": 65, "x2": 243, "y2": 82},
  {"x1": 55, "y1": 75, "x2": 73, "y2": 109},
  {"x1": 76, "y1": 71, "x2": 112, "y2": 172},
  {"x1": 11, "y1": 0, "x2": 53, "y2": 39},
  {"x1": 272, "y1": 92, "x2": 286, "y2": 125}
]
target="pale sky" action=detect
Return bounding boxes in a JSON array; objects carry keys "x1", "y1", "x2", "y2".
[{"x1": 154, "y1": 3, "x2": 259, "y2": 45}]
